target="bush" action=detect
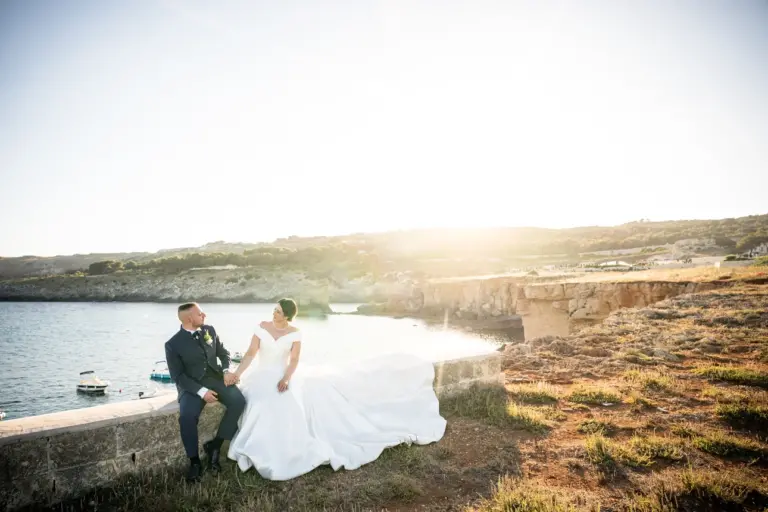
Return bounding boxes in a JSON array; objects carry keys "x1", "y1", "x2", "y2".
[{"x1": 88, "y1": 260, "x2": 124, "y2": 275}]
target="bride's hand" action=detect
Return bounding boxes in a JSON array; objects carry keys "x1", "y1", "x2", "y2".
[{"x1": 277, "y1": 379, "x2": 289, "y2": 393}]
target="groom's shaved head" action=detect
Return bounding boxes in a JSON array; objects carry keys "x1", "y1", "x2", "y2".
[
  {"x1": 178, "y1": 302, "x2": 199, "y2": 321},
  {"x1": 178, "y1": 302, "x2": 198, "y2": 312},
  {"x1": 178, "y1": 302, "x2": 205, "y2": 329}
]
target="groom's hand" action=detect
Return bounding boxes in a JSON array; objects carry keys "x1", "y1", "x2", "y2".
[
  {"x1": 203, "y1": 390, "x2": 218, "y2": 403},
  {"x1": 224, "y1": 373, "x2": 239, "y2": 386}
]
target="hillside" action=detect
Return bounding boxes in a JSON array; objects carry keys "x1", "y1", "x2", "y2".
[{"x1": 1, "y1": 213, "x2": 766, "y2": 280}]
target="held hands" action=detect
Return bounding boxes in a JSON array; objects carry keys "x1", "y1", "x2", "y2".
[
  {"x1": 277, "y1": 378, "x2": 289, "y2": 393},
  {"x1": 203, "y1": 390, "x2": 218, "y2": 403},
  {"x1": 223, "y1": 372, "x2": 240, "y2": 386}
]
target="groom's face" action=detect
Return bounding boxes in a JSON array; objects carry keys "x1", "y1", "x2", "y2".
[{"x1": 188, "y1": 305, "x2": 205, "y2": 328}]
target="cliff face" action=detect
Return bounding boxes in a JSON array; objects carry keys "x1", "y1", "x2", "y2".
[
  {"x1": 513, "y1": 280, "x2": 717, "y2": 339},
  {"x1": 0, "y1": 269, "x2": 413, "y2": 306},
  {"x1": 380, "y1": 277, "x2": 720, "y2": 339}
]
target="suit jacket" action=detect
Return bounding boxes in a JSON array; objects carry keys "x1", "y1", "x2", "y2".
[{"x1": 164, "y1": 324, "x2": 231, "y2": 400}]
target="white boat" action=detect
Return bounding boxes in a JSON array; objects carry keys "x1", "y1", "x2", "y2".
[
  {"x1": 149, "y1": 360, "x2": 172, "y2": 382},
  {"x1": 138, "y1": 389, "x2": 157, "y2": 400},
  {"x1": 138, "y1": 386, "x2": 160, "y2": 400},
  {"x1": 138, "y1": 383, "x2": 172, "y2": 400},
  {"x1": 0, "y1": 410, "x2": 6, "y2": 421},
  {"x1": 76, "y1": 371, "x2": 109, "y2": 395}
]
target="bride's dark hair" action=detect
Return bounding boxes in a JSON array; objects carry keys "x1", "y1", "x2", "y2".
[{"x1": 279, "y1": 298, "x2": 298, "y2": 321}]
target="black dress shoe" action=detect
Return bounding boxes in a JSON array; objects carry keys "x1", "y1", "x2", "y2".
[
  {"x1": 203, "y1": 441, "x2": 221, "y2": 473},
  {"x1": 185, "y1": 461, "x2": 203, "y2": 483}
]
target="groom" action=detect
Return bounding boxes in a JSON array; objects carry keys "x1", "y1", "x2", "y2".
[{"x1": 165, "y1": 302, "x2": 246, "y2": 482}]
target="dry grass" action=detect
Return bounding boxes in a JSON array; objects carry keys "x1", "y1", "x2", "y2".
[
  {"x1": 439, "y1": 383, "x2": 551, "y2": 433},
  {"x1": 693, "y1": 365, "x2": 768, "y2": 389},
  {"x1": 626, "y1": 390, "x2": 659, "y2": 411},
  {"x1": 690, "y1": 431, "x2": 768, "y2": 463},
  {"x1": 584, "y1": 433, "x2": 653, "y2": 471},
  {"x1": 671, "y1": 424, "x2": 768, "y2": 463},
  {"x1": 628, "y1": 435, "x2": 686, "y2": 462},
  {"x1": 468, "y1": 476, "x2": 595, "y2": 512},
  {"x1": 577, "y1": 419, "x2": 618, "y2": 436},
  {"x1": 567, "y1": 386, "x2": 622, "y2": 405},
  {"x1": 622, "y1": 369, "x2": 676, "y2": 392},
  {"x1": 716, "y1": 403, "x2": 768, "y2": 433},
  {"x1": 627, "y1": 469, "x2": 768, "y2": 511},
  {"x1": 701, "y1": 385, "x2": 768, "y2": 404},
  {"x1": 29, "y1": 279, "x2": 768, "y2": 512},
  {"x1": 507, "y1": 381, "x2": 561, "y2": 404}
]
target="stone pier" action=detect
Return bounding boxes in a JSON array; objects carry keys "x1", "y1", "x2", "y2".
[{"x1": 0, "y1": 353, "x2": 502, "y2": 511}]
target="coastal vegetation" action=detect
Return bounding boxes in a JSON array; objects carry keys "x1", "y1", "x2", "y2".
[{"x1": 1, "y1": 213, "x2": 767, "y2": 280}]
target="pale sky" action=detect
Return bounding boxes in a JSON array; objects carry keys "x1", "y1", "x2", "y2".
[{"x1": 1, "y1": 0, "x2": 767, "y2": 257}]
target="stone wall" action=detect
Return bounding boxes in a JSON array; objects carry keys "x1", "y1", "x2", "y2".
[
  {"x1": 0, "y1": 354, "x2": 501, "y2": 511},
  {"x1": 433, "y1": 353, "x2": 503, "y2": 397}
]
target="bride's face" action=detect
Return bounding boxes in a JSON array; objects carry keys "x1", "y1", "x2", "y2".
[{"x1": 273, "y1": 305, "x2": 285, "y2": 323}]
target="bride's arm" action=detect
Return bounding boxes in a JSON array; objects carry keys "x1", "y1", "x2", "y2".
[
  {"x1": 234, "y1": 334, "x2": 260, "y2": 378},
  {"x1": 278, "y1": 342, "x2": 301, "y2": 392}
]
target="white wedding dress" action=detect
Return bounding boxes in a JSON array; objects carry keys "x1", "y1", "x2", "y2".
[{"x1": 226, "y1": 326, "x2": 447, "y2": 480}]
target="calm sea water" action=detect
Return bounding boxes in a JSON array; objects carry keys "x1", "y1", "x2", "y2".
[{"x1": 0, "y1": 302, "x2": 502, "y2": 421}]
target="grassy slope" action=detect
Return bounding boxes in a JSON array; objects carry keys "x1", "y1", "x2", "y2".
[{"x1": 28, "y1": 277, "x2": 768, "y2": 512}]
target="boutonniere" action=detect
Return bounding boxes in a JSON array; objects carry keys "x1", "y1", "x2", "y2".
[{"x1": 203, "y1": 330, "x2": 213, "y2": 345}]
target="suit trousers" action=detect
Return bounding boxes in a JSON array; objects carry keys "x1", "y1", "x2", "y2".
[{"x1": 178, "y1": 375, "x2": 246, "y2": 457}]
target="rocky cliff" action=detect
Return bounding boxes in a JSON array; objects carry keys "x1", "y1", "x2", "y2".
[
  {"x1": 360, "y1": 275, "x2": 723, "y2": 339},
  {"x1": 512, "y1": 280, "x2": 719, "y2": 339},
  {"x1": 0, "y1": 268, "x2": 413, "y2": 311}
]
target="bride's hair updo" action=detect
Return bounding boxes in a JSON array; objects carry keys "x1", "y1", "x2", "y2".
[{"x1": 279, "y1": 298, "x2": 298, "y2": 321}]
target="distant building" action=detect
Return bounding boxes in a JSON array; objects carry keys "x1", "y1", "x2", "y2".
[
  {"x1": 188, "y1": 264, "x2": 239, "y2": 271},
  {"x1": 597, "y1": 260, "x2": 633, "y2": 268},
  {"x1": 744, "y1": 243, "x2": 768, "y2": 259}
]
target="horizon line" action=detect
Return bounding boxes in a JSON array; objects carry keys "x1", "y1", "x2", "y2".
[{"x1": 3, "y1": 211, "x2": 766, "y2": 259}]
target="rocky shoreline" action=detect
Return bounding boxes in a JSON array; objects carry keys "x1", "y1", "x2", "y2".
[
  {"x1": 0, "y1": 294, "x2": 334, "y2": 317},
  {"x1": 0, "y1": 268, "x2": 411, "y2": 303},
  {"x1": 4, "y1": 267, "x2": 753, "y2": 341},
  {"x1": 0, "y1": 268, "x2": 416, "y2": 320}
]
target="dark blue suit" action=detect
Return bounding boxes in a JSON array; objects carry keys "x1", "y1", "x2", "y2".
[{"x1": 165, "y1": 325, "x2": 246, "y2": 457}]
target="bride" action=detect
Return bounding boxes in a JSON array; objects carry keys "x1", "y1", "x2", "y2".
[{"x1": 226, "y1": 298, "x2": 447, "y2": 480}]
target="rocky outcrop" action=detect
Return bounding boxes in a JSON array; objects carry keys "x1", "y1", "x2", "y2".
[
  {"x1": 0, "y1": 269, "x2": 339, "y2": 312},
  {"x1": 0, "y1": 271, "x2": 328, "y2": 303},
  {"x1": 0, "y1": 268, "x2": 416, "y2": 308},
  {"x1": 516, "y1": 280, "x2": 717, "y2": 339},
  {"x1": 359, "y1": 276, "x2": 722, "y2": 339}
]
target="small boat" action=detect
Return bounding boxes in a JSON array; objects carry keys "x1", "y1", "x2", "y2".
[
  {"x1": 138, "y1": 385, "x2": 161, "y2": 400},
  {"x1": 149, "y1": 360, "x2": 172, "y2": 382},
  {"x1": 231, "y1": 352, "x2": 244, "y2": 363},
  {"x1": 0, "y1": 410, "x2": 6, "y2": 421},
  {"x1": 77, "y1": 371, "x2": 109, "y2": 395}
]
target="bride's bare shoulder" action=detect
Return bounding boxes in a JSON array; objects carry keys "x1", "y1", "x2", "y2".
[{"x1": 259, "y1": 320, "x2": 271, "y2": 329}]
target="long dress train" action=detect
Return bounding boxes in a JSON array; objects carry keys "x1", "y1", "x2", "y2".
[{"x1": 227, "y1": 326, "x2": 446, "y2": 480}]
